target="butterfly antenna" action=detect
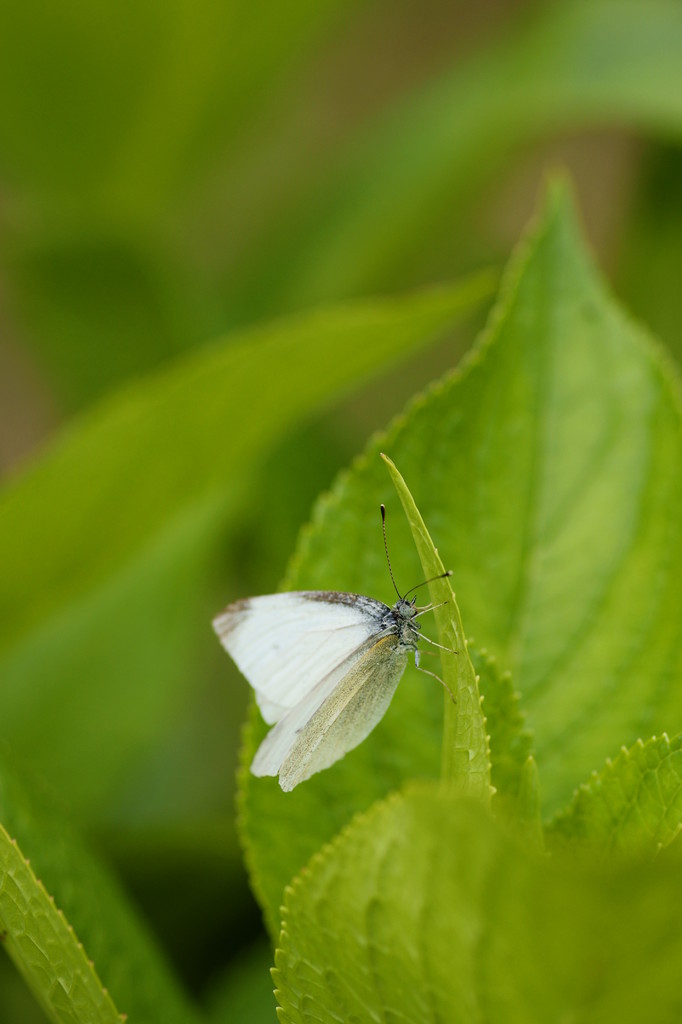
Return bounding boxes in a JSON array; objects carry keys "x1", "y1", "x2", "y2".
[
  {"x1": 380, "y1": 504, "x2": 402, "y2": 600},
  {"x1": 403, "y1": 570, "x2": 453, "y2": 599}
]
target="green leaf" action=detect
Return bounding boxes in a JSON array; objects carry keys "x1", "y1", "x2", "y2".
[
  {"x1": 469, "y1": 647, "x2": 533, "y2": 810},
  {"x1": 1, "y1": 281, "x2": 487, "y2": 656},
  {"x1": 275, "y1": 785, "x2": 682, "y2": 1023},
  {"x1": 0, "y1": 755, "x2": 201, "y2": 1024},
  {"x1": 225, "y1": 0, "x2": 682, "y2": 317},
  {"x1": 0, "y1": 2, "x2": 356, "y2": 416},
  {"x1": 6, "y1": 236, "x2": 197, "y2": 413},
  {"x1": 0, "y1": 0, "x2": 361, "y2": 409},
  {"x1": 382, "y1": 454, "x2": 491, "y2": 798},
  {"x1": 516, "y1": 756, "x2": 544, "y2": 849},
  {"x1": 0, "y1": 825, "x2": 122, "y2": 1024},
  {"x1": 5, "y1": 1, "x2": 682, "y2": 409},
  {"x1": 0, "y1": 0, "x2": 355, "y2": 209},
  {"x1": 0, "y1": 279, "x2": 490, "y2": 815},
  {"x1": 241, "y1": 179, "x2": 682, "y2": 927},
  {"x1": 277, "y1": 181, "x2": 682, "y2": 816},
  {"x1": 548, "y1": 733, "x2": 682, "y2": 855}
]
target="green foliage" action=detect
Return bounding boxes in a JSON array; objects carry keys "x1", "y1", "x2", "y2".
[
  {"x1": 231, "y1": 0, "x2": 682, "y2": 318},
  {"x1": 0, "y1": 824, "x2": 123, "y2": 1024},
  {"x1": 470, "y1": 649, "x2": 533, "y2": 813},
  {"x1": 548, "y1": 733, "x2": 682, "y2": 855},
  {"x1": 382, "y1": 454, "x2": 492, "y2": 798},
  {"x1": 516, "y1": 756, "x2": 544, "y2": 849},
  {"x1": 237, "y1": 184, "x2": 682, "y2": 1019},
  {"x1": 240, "y1": 636, "x2": 514, "y2": 938},
  {"x1": 241, "y1": 183, "x2": 682, "y2": 939},
  {"x1": 0, "y1": 282, "x2": 487, "y2": 819},
  {"x1": 0, "y1": 0, "x2": 360, "y2": 406},
  {"x1": 1, "y1": 284, "x2": 485, "y2": 655},
  {"x1": 257, "y1": 181, "x2": 682, "y2": 815},
  {"x1": 274, "y1": 787, "x2": 682, "y2": 1023},
  {"x1": 5, "y1": 167, "x2": 682, "y2": 1019},
  {"x1": 0, "y1": 756, "x2": 197, "y2": 1024},
  {"x1": 2, "y1": 2, "x2": 682, "y2": 1015},
  {"x1": 3, "y1": 2, "x2": 682, "y2": 409}
]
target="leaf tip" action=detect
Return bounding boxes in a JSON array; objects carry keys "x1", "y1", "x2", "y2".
[{"x1": 540, "y1": 170, "x2": 578, "y2": 221}]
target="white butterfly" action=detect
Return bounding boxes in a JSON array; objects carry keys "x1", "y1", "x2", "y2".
[{"x1": 213, "y1": 506, "x2": 453, "y2": 791}]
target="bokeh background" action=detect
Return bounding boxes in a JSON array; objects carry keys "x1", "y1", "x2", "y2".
[{"x1": 1, "y1": 1, "x2": 681, "y2": 1019}]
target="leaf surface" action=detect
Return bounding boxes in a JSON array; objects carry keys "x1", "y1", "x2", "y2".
[
  {"x1": 470, "y1": 647, "x2": 532, "y2": 811},
  {"x1": 549, "y1": 733, "x2": 682, "y2": 854},
  {"x1": 0, "y1": 755, "x2": 202, "y2": 1023},
  {"x1": 382, "y1": 454, "x2": 491, "y2": 798},
  {"x1": 0, "y1": 825, "x2": 122, "y2": 1024},
  {"x1": 241, "y1": 182, "x2": 682, "y2": 928},
  {"x1": 275, "y1": 182, "x2": 682, "y2": 814},
  {"x1": 275, "y1": 786, "x2": 682, "y2": 1024},
  {"x1": 274, "y1": 782, "x2": 679, "y2": 1024}
]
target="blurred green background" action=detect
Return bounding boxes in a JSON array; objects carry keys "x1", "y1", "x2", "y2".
[{"x1": 0, "y1": 0, "x2": 681, "y2": 1018}]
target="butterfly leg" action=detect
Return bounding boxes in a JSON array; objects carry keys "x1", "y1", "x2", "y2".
[
  {"x1": 419, "y1": 632, "x2": 458, "y2": 656},
  {"x1": 414, "y1": 650, "x2": 456, "y2": 704},
  {"x1": 414, "y1": 600, "x2": 449, "y2": 617}
]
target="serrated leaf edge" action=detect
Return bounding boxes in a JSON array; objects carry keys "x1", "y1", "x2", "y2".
[
  {"x1": 0, "y1": 824, "x2": 125, "y2": 1023},
  {"x1": 547, "y1": 732, "x2": 682, "y2": 852},
  {"x1": 272, "y1": 785, "x2": 429, "y2": 1021}
]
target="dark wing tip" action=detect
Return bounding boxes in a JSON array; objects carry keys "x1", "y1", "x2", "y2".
[{"x1": 212, "y1": 597, "x2": 251, "y2": 636}]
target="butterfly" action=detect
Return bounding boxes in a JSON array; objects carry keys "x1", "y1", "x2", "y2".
[{"x1": 212, "y1": 505, "x2": 454, "y2": 791}]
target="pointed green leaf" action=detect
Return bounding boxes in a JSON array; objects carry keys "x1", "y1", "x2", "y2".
[
  {"x1": 469, "y1": 647, "x2": 533, "y2": 810},
  {"x1": 270, "y1": 181, "x2": 682, "y2": 816},
  {"x1": 0, "y1": 825, "x2": 123, "y2": 1024},
  {"x1": 0, "y1": 757, "x2": 200, "y2": 1024},
  {"x1": 516, "y1": 756, "x2": 544, "y2": 848},
  {"x1": 382, "y1": 454, "x2": 491, "y2": 798},
  {"x1": 242, "y1": 180, "x2": 682, "y2": 927},
  {"x1": 275, "y1": 786, "x2": 682, "y2": 1024},
  {"x1": 548, "y1": 733, "x2": 682, "y2": 854}
]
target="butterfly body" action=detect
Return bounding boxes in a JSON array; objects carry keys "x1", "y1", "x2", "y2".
[
  {"x1": 213, "y1": 504, "x2": 453, "y2": 791},
  {"x1": 213, "y1": 589, "x2": 424, "y2": 790}
]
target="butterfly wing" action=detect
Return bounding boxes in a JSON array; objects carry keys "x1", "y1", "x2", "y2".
[
  {"x1": 212, "y1": 591, "x2": 389, "y2": 723},
  {"x1": 251, "y1": 634, "x2": 408, "y2": 790}
]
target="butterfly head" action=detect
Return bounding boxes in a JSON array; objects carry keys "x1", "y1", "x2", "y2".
[
  {"x1": 387, "y1": 597, "x2": 421, "y2": 652},
  {"x1": 394, "y1": 596, "x2": 420, "y2": 623},
  {"x1": 380, "y1": 504, "x2": 452, "y2": 650}
]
